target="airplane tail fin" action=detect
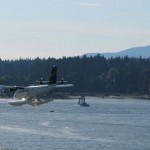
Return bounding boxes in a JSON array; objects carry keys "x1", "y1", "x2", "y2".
[{"x1": 49, "y1": 66, "x2": 57, "y2": 84}]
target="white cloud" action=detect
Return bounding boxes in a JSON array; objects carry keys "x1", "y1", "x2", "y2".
[{"x1": 74, "y1": 2, "x2": 103, "y2": 7}]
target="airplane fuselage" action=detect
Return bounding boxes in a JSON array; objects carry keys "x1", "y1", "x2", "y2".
[{"x1": 14, "y1": 84, "x2": 56, "y2": 100}]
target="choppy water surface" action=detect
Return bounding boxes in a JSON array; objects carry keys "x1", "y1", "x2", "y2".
[{"x1": 0, "y1": 97, "x2": 150, "y2": 150}]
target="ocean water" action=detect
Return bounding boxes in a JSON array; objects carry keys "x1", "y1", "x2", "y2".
[{"x1": 0, "y1": 97, "x2": 150, "y2": 150}]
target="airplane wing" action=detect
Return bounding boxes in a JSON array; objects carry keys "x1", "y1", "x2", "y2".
[
  {"x1": 0, "y1": 85, "x2": 25, "y2": 91},
  {"x1": 0, "y1": 85, "x2": 16, "y2": 88},
  {"x1": 56, "y1": 84, "x2": 74, "y2": 88}
]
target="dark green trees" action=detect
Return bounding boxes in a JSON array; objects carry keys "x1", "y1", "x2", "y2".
[{"x1": 0, "y1": 55, "x2": 150, "y2": 94}]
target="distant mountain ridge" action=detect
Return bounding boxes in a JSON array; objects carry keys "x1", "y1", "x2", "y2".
[{"x1": 85, "y1": 45, "x2": 150, "y2": 58}]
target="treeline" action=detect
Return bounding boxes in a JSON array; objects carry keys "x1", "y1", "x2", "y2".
[{"x1": 0, "y1": 55, "x2": 150, "y2": 94}]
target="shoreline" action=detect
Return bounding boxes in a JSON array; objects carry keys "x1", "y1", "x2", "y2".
[
  {"x1": 52, "y1": 93, "x2": 150, "y2": 100},
  {"x1": 0, "y1": 93, "x2": 150, "y2": 100}
]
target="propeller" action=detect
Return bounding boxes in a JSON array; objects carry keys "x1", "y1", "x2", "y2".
[
  {"x1": 35, "y1": 77, "x2": 44, "y2": 85},
  {"x1": 57, "y1": 78, "x2": 68, "y2": 84},
  {"x1": 61, "y1": 78, "x2": 64, "y2": 84}
]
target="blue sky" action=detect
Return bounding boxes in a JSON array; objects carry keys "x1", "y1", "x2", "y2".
[{"x1": 0, "y1": 0, "x2": 150, "y2": 59}]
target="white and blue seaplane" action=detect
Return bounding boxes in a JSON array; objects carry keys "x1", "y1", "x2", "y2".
[{"x1": 0, "y1": 66, "x2": 73, "y2": 106}]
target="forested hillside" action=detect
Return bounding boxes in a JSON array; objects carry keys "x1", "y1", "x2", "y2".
[
  {"x1": 0, "y1": 55, "x2": 150, "y2": 94},
  {"x1": 85, "y1": 45, "x2": 150, "y2": 59}
]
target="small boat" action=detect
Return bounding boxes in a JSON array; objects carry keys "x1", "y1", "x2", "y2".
[
  {"x1": 80, "y1": 102, "x2": 89, "y2": 107},
  {"x1": 78, "y1": 95, "x2": 89, "y2": 107}
]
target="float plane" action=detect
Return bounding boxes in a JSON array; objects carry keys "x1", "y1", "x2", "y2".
[{"x1": 0, "y1": 66, "x2": 73, "y2": 106}]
